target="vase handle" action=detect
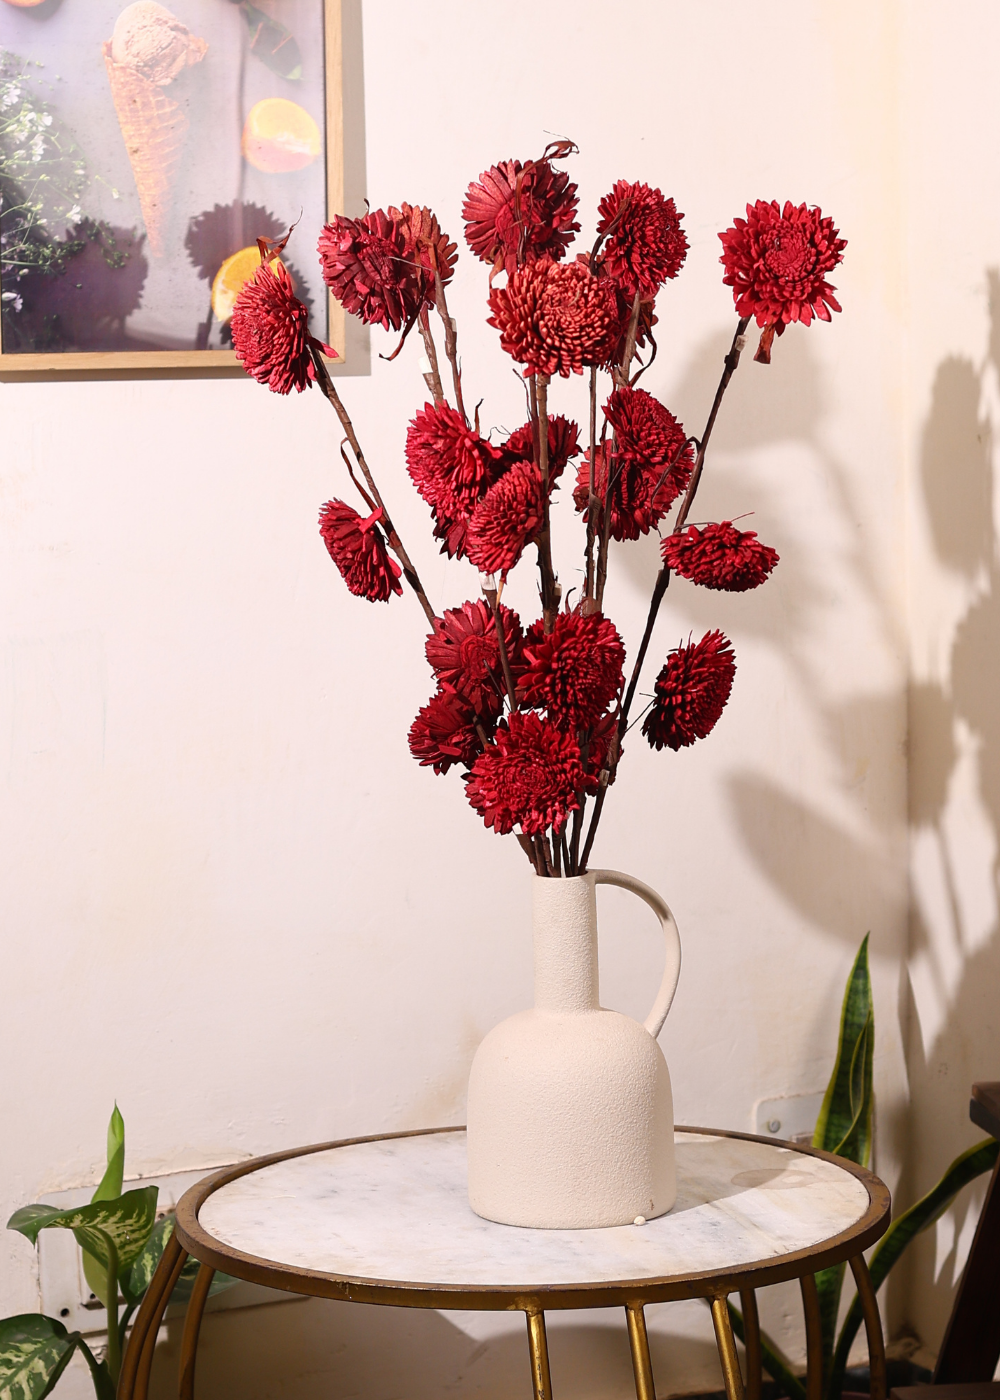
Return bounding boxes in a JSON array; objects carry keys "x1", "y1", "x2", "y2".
[{"x1": 590, "y1": 869, "x2": 682, "y2": 1039}]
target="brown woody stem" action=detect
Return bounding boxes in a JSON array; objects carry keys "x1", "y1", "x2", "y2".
[
  {"x1": 418, "y1": 307, "x2": 445, "y2": 404},
  {"x1": 433, "y1": 272, "x2": 467, "y2": 424},
  {"x1": 534, "y1": 375, "x2": 559, "y2": 631},
  {"x1": 311, "y1": 346, "x2": 436, "y2": 626},
  {"x1": 584, "y1": 367, "x2": 598, "y2": 605}
]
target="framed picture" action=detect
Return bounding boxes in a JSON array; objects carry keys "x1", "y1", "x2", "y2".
[{"x1": 0, "y1": 0, "x2": 343, "y2": 371}]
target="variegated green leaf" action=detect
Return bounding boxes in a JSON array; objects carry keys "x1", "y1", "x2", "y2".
[
  {"x1": 8, "y1": 1188, "x2": 158, "y2": 1276},
  {"x1": 0, "y1": 1315, "x2": 77, "y2": 1400},
  {"x1": 84, "y1": 1106, "x2": 126, "y2": 1309},
  {"x1": 813, "y1": 935, "x2": 873, "y2": 1165},
  {"x1": 123, "y1": 1215, "x2": 174, "y2": 1304}
]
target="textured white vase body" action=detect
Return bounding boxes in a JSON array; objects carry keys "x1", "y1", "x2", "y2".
[{"x1": 467, "y1": 870, "x2": 682, "y2": 1229}]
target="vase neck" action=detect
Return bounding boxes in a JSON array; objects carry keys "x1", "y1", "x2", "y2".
[{"x1": 532, "y1": 874, "x2": 599, "y2": 1012}]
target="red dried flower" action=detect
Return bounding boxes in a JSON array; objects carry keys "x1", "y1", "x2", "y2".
[
  {"x1": 642, "y1": 631, "x2": 736, "y2": 751},
  {"x1": 584, "y1": 712, "x2": 621, "y2": 791},
  {"x1": 391, "y1": 202, "x2": 458, "y2": 292},
  {"x1": 425, "y1": 600, "x2": 523, "y2": 715},
  {"x1": 573, "y1": 389, "x2": 693, "y2": 541},
  {"x1": 466, "y1": 461, "x2": 544, "y2": 576},
  {"x1": 405, "y1": 402, "x2": 505, "y2": 558},
  {"x1": 231, "y1": 260, "x2": 332, "y2": 394},
  {"x1": 597, "y1": 181, "x2": 688, "y2": 300},
  {"x1": 466, "y1": 711, "x2": 585, "y2": 836},
  {"x1": 719, "y1": 200, "x2": 846, "y2": 354},
  {"x1": 408, "y1": 690, "x2": 484, "y2": 775},
  {"x1": 318, "y1": 208, "x2": 423, "y2": 331},
  {"x1": 519, "y1": 611, "x2": 625, "y2": 731},
  {"x1": 501, "y1": 414, "x2": 580, "y2": 483},
  {"x1": 488, "y1": 258, "x2": 622, "y2": 378},
  {"x1": 463, "y1": 156, "x2": 580, "y2": 276},
  {"x1": 318, "y1": 500, "x2": 403, "y2": 602},
  {"x1": 662, "y1": 522, "x2": 779, "y2": 591}
]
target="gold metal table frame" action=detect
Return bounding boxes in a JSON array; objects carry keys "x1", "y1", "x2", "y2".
[{"x1": 117, "y1": 1126, "x2": 890, "y2": 1400}]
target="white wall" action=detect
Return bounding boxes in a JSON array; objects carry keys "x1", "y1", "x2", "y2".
[{"x1": 3, "y1": 0, "x2": 979, "y2": 1395}]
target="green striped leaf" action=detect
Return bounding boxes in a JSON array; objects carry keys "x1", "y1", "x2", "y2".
[
  {"x1": 813, "y1": 935, "x2": 874, "y2": 1165},
  {"x1": 828, "y1": 1137, "x2": 1000, "y2": 1400},
  {"x1": 726, "y1": 1299, "x2": 806, "y2": 1400},
  {"x1": 83, "y1": 1106, "x2": 126, "y2": 1310},
  {"x1": 0, "y1": 1316, "x2": 77, "y2": 1400},
  {"x1": 7, "y1": 1187, "x2": 158, "y2": 1277},
  {"x1": 125, "y1": 1215, "x2": 238, "y2": 1307}
]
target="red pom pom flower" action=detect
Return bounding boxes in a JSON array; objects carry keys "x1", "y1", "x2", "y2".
[
  {"x1": 597, "y1": 180, "x2": 688, "y2": 300},
  {"x1": 642, "y1": 631, "x2": 736, "y2": 751},
  {"x1": 466, "y1": 711, "x2": 586, "y2": 836},
  {"x1": 501, "y1": 414, "x2": 581, "y2": 483},
  {"x1": 318, "y1": 208, "x2": 423, "y2": 331},
  {"x1": 425, "y1": 600, "x2": 523, "y2": 715},
  {"x1": 467, "y1": 460, "x2": 545, "y2": 575},
  {"x1": 573, "y1": 388, "x2": 693, "y2": 541},
  {"x1": 463, "y1": 154, "x2": 580, "y2": 276},
  {"x1": 488, "y1": 258, "x2": 622, "y2": 378},
  {"x1": 719, "y1": 200, "x2": 846, "y2": 362},
  {"x1": 391, "y1": 202, "x2": 457, "y2": 291},
  {"x1": 231, "y1": 259, "x2": 333, "y2": 394},
  {"x1": 318, "y1": 500, "x2": 403, "y2": 602},
  {"x1": 405, "y1": 402, "x2": 505, "y2": 558},
  {"x1": 519, "y1": 611, "x2": 625, "y2": 731},
  {"x1": 408, "y1": 691, "x2": 484, "y2": 775},
  {"x1": 661, "y1": 522, "x2": 779, "y2": 592}
]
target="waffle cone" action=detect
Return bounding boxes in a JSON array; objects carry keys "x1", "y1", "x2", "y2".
[{"x1": 103, "y1": 40, "x2": 188, "y2": 258}]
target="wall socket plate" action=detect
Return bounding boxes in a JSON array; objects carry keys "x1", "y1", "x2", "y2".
[
  {"x1": 753, "y1": 1092, "x2": 826, "y2": 1146},
  {"x1": 36, "y1": 1165, "x2": 304, "y2": 1336}
]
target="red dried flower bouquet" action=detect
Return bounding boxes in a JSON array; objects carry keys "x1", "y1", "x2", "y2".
[{"x1": 232, "y1": 145, "x2": 845, "y2": 877}]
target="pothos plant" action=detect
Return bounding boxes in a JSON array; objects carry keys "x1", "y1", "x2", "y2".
[
  {"x1": 228, "y1": 142, "x2": 846, "y2": 875},
  {"x1": 727, "y1": 937, "x2": 1000, "y2": 1400},
  {"x1": 0, "y1": 1109, "x2": 232, "y2": 1400}
]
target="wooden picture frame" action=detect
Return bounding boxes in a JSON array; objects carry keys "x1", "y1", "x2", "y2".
[{"x1": 0, "y1": 0, "x2": 344, "y2": 373}]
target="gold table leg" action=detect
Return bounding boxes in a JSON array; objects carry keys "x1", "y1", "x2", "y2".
[
  {"x1": 850, "y1": 1253, "x2": 886, "y2": 1400},
  {"x1": 178, "y1": 1263, "x2": 215, "y2": 1400},
  {"x1": 711, "y1": 1295, "x2": 746, "y2": 1400},
  {"x1": 118, "y1": 1231, "x2": 188, "y2": 1400},
  {"x1": 525, "y1": 1307, "x2": 553, "y2": 1400},
  {"x1": 739, "y1": 1289, "x2": 762, "y2": 1400},
  {"x1": 800, "y1": 1273, "x2": 823, "y2": 1400},
  {"x1": 625, "y1": 1302, "x2": 655, "y2": 1400}
]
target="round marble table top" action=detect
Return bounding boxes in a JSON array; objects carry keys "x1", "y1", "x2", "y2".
[{"x1": 179, "y1": 1128, "x2": 889, "y2": 1308}]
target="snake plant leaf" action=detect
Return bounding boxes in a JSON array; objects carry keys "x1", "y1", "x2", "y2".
[
  {"x1": 0, "y1": 1315, "x2": 78, "y2": 1400},
  {"x1": 7, "y1": 1188, "x2": 158, "y2": 1278},
  {"x1": 83, "y1": 1106, "x2": 126, "y2": 1309},
  {"x1": 726, "y1": 1299, "x2": 807, "y2": 1400},
  {"x1": 813, "y1": 935, "x2": 874, "y2": 1165},
  {"x1": 241, "y1": 3, "x2": 303, "y2": 80},
  {"x1": 827, "y1": 1136, "x2": 1000, "y2": 1400}
]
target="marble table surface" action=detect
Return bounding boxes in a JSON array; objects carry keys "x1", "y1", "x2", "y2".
[{"x1": 197, "y1": 1130, "x2": 872, "y2": 1289}]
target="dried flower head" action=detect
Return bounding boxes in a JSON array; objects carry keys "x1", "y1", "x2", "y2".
[
  {"x1": 519, "y1": 611, "x2": 625, "y2": 731},
  {"x1": 488, "y1": 258, "x2": 622, "y2": 378},
  {"x1": 231, "y1": 259, "x2": 331, "y2": 393},
  {"x1": 719, "y1": 200, "x2": 846, "y2": 361},
  {"x1": 318, "y1": 500, "x2": 403, "y2": 602},
  {"x1": 662, "y1": 522, "x2": 779, "y2": 592},
  {"x1": 318, "y1": 208, "x2": 423, "y2": 330},
  {"x1": 597, "y1": 180, "x2": 688, "y2": 300},
  {"x1": 466, "y1": 710, "x2": 585, "y2": 835},
  {"x1": 391, "y1": 201, "x2": 457, "y2": 292},
  {"x1": 642, "y1": 631, "x2": 736, "y2": 751},
  {"x1": 405, "y1": 401, "x2": 505, "y2": 558},
  {"x1": 501, "y1": 414, "x2": 581, "y2": 483},
  {"x1": 463, "y1": 154, "x2": 580, "y2": 276},
  {"x1": 466, "y1": 460, "x2": 544, "y2": 575},
  {"x1": 425, "y1": 599, "x2": 523, "y2": 715},
  {"x1": 408, "y1": 690, "x2": 484, "y2": 775},
  {"x1": 573, "y1": 388, "x2": 693, "y2": 541}
]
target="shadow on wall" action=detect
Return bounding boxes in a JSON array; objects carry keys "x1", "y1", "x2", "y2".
[{"x1": 903, "y1": 269, "x2": 1000, "y2": 1351}]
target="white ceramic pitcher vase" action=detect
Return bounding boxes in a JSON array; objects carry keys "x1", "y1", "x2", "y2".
[{"x1": 466, "y1": 869, "x2": 682, "y2": 1229}]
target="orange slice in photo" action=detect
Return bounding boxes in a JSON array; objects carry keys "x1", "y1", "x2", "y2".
[
  {"x1": 242, "y1": 98, "x2": 321, "y2": 174},
  {"x1": 211, "y1": 246, "x2": 286, "y2": 323}
]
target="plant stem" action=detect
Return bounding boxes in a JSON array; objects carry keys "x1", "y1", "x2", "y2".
[
  {"x1": 673, "y1": 315, "x2": 751, "y2": 534},
  {"x1": 77, "y1": 1338, "x2": 116, "y2": 1400},
  {"x1": 533, "y1": 375, "x2": 559, "y2": 631},
  {"x1": 104, "y1": 1243, "x2": 121, "y2": 1385},
  {"x1": 433, "y1": 272, "x2": 467, "y2": 423},
  {"x1": 584, "y1": 368, "x2": 598, "y2": 605},
  {"x1": 517, "y1": 832, "x2": 542, "y2": 872},
  {"x1": 417, "y1": 307, "x2": 445, "y2": 404},
  {"x1": 310, "y1": 347, "x2": 436, "y2": 627}
]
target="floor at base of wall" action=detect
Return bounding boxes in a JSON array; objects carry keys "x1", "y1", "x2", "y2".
[{"x1": 678, "y1": 1357, "x2": 933, "y2": 1400}]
